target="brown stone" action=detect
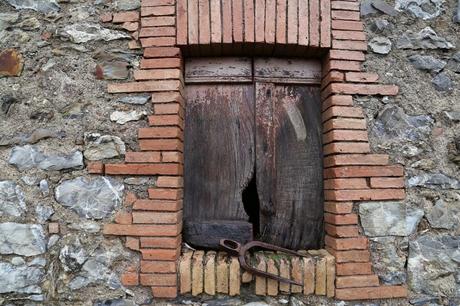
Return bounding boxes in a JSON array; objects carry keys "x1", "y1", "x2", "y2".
[
  {"x1": 290, "y1": 256, "x2": 303, "y2": 293},
  {"x1": 266, "y1": 256, "x2": 279, "y2": 296},
  {"x1": 204, "y1": 251, "x2": 216, "y2": 295},
  {"x1": 279, "y1": 256, "x2": 290, "y2": 293},
  {"x1": 303, "y1": 256, "x2": 315, "y2": 295},
  {"x1": 229, "y1": 256, "x2": 240, "y2": 296},
  {"x1": 179, "y1": 251, "x2": 192, "y2": 294},
  {"x1": 216, "y1": 252, "x2": 229, "y2": 294},
  {"x1": 255, "y1": 253, "x2": 267, "y2": 296},
  {"x1": 241, "y1": 271, "x2": 253, "y2": 283},
  {"x1": 0, "y1": 49, "x2": 23, "y2": 77},
  {"x1": 310, "y1": 251, "x2": 327, "y2": 296},
  {"x1": 191, "y1": 250, "x2": 204, "y2": 296}
]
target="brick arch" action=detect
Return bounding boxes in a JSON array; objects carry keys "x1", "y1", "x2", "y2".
[{"x1": 97, "y1": 0, "x2": 408, "y2": 300}]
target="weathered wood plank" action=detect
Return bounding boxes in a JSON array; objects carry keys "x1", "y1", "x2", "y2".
[
  {"x1": 254, "y1": 58, "x2": 322, "y2": 84},
  {"x1": 185, "y1": 57, "x2": 252, "y2": 83}
]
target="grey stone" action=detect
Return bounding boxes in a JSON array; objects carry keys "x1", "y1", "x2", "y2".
[
  {"x1": 11, "y1": 257, "x2": 26, "y2": 266},
  {"x1": 408, "y1": 172, "x2": 460, "y2": 189},
  {"x1": 21, "y1": 175, "x2": 38, "y2": 185},
  {"x1": 359, "y1": 202, "x2": 424, "y2": 236},
  {"x1": 0, "y1": 223, "x2": 47, "y2": 256},
  {"x1": 371, "y1": 105, "x2": 434, "y2": 143},
  {"x1": 243, "y1": 303, "x2": 270, "y2": 306},
  {"x1": 370, "y1": 19, "x2": 391, "y2": 33},
  {"x1": 455, "y1": 0, "x2": 460, "y2": 23},
  {"x1": 110, "y1": 110, "x2": 147, "y2": 124},
  {"x1": 9, "y1": 145, "x2": 83, "y2": 171},
  {"x1": 408, "y1": 55, "x2": 446, "y2": 73},
  {"x1": 371, "y1": 0, "x2": 398, "y2": 16},
  {"x1": 39, "y1": 179, "x2": 49, "y2": 196},
  {"x1": 395, "y1": 0, "x2": 444, "y2": 19},
  {"x1": 447, "y1": 52, "x2": 460, "y2": 73},
  {"x1": 205, "y1": 298, "x2": 244, "y2": 306},
  {"x1": 0, "y1": 261, "x2": 44, "y2": 294},
  {"x1": 117, "y1": 95, "x2": 150, "y2": 105},
  {"x1": 28, "y1": 257, "x2": 46, "y2": 267},
  {"x1": 0, "y1": 180, "x2": 26, "y2": 217},
  {"x1": 0, "y1": 128, "x2": 66, "y2": 147},
  {"x1": 17, "y1": 17, "x2": 41, "y2": 30},
  {"x1": 432, "y1": 72, "x2": 453, "y2": 91},
  {"x1": 289, "y1": 296, "x2": 306, "y2": 306},
  {"x1": 370, "y1": 237, "x2": 407, "y2": 285},
  {"x1": 444, "y1": 111, "x2": 460, "y2": 122},
  {"x1": 35, "y1": 204, "x2": 54, "y2": 223},
  {"x1": 426, "y1": 200, "x2": 460, "y2": 229},
  {"x1": 5, "y1": 0, "x2": 60, "y2": 13},
  {"x1": 0, "y1": 13, "x2": 19, "y2": 31},
  {"x1": 59, "y1": 238, "x2": 88, "y2": 272},
  {"x1": 59, "y1": 23, "x2": 130, "y2": 44},
  {"x1": 115, "y1": 0, "x2": 141, "y2": 10},
  {"x1": 396, "y1": 27, "x2": 455, "y2": 50},
  {"x1": 68, "y1": 221, "x2": 101, "y2": 233},
  {"x1": 47, "y1": 234, "x2": 59, "y2": 248},
  {"x1": 94, "y1": 299, "x2": 137, "y2": 306},
  {"x1": 368, "y1": 36, "x2": 392, "y2": 54},
  {"x1": 408, "y1": 234, "x2": 460, "y2": 297},
  {"x1": 361, "y1": 0, "x2": 378, "y2": 16},
  {"x1": 55, "y1": 176, "x2": 124, "y2": 219},
  {"x1": 83, "y1": 133, "x2": 126, "y2": 161}
]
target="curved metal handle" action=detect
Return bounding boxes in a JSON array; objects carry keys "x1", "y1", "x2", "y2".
[{"x1": 219, "y1": 239, "x2": 241, "y2": 256}]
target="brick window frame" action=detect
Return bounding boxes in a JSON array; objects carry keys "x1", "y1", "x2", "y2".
[{"x1": 97, "y1": 0, "x2": 409, "y2": 300}]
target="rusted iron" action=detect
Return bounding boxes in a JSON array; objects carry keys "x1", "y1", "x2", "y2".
[{"x1": 219, "y1": 239, "x2": 308, "y2": 286}]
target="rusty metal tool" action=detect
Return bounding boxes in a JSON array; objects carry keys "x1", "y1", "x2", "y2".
[{"x1": 219, "y1": 239, "x2": 308, "y2": 286}]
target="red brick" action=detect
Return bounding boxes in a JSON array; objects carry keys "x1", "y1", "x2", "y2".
[
  {"x1": 320, "y1": 0, "x2": 332, "y2": 48},
  {"x1": 140, "y1": 273, "x2": 177, "y2": 286},
  {"x1": 297, "y1": 0, "x2": 307, "y2": 45},
  {"x1": 87, "y1": 161, "x2": 104, "y2": 174},
  {"x1": 151, "y1": 286, "x2": 178, "y2": 298},
  {"x1": 162, "y1": 152, "x2": 183, "y2": 163},
  {"x1": 331, "y1": 20, "x2": 364, "y2": 31},
  {"x1": 115, "y1": 211, "x2": 132, "y2": 224},
  {"x1": 309, "y1": 0, "x2": 320, "y2": 46},
  {"x1": 142, "y1": 6, "x2": 175, "y2": 16},
  {"x1": 107, "y1": 80, "x2": 180, "y2": 93},
  {"x1": 199, "y1": 0, "x2": 211, "y2": 44},
  {"x1": 103, "y1": 224, "x2": 181, "y2": 236},
  {"x1": 140, "y1": 37, "x2": 176, "y2": 47},
  {"x1": 322, "y1": 71, "x2": 345, "y2": 90},
  {"x1": 133, "y1": 211, "x2": 182, "y2": 224},
  {"x1": 244, "y1": 0, "x2": 255, "y2": 42},
  {"x1": 152, "y1": 91, "x2": 184, "y2": 104},
  {"x1": 321, "y1": 95, "x2": 353, "y2": 111},
  {"x1": 100, "y1": 12, "x2": 112, "y2": 22},
  {"x1": 345, "y1": 72, "x2": 379, "y2": 83},
  {"x1": 157, "y1": 176, "x2": 184, "y2": 188},
  {"x1": 322, "y1": 106, "x2": 364, "y2": 122},
  {"x1": 141, "y1": 248, "x2": 181, "y2": 260},
  {"x1": 149, "y1": 114, "x2": 184, "y2": 127},
  {"x1": 332, "y1": 40, "x2": 367, "y2": 50},
  {"x1": 323, "y1": 118, "x2": 367, "y2": 132},
  {"x1": 142, "y1": 0, "x2": 175, "y2": 6},
  {"x1": 325, "y1": 235, "x2": 368, "y2": 250},
  {"x1": 324, "y1": 165, "x2": 404, "y2": 178},
  {"x1": 331, "y1": 1, "x2": 360, "y2": 10},
  {"x1": 329, "y1": 50, "x2": 365, "y2": 61},
  {"x1": 142, "y1": 16, "x2": 175, "y2": 27},
  {"x1": 148, "y1": 188, "x2": 183, "y2": 200},
  {"x1": 324, "y1": 154, "x2": 389, "y2": 167},
  {"x1": 323, "y1": 142, "x2": 370, "y2": 155},
  {"x1": 332, "y1": 30, "x2": 366, "y2": 41},
  {"x1": 125, "y1": 192, "x2": 137, "y2": 206},
  {"x1": 122, "y1": 22, "x2": 139, "y2": 31},
  {"x1": 324, "y1": 178, "x2": 368, "y2": 190},
  {"x1": 125, "y1": 152, "x2": 161, "y2": 163},
  {"x1": 144, "y1": 47, "x2": 181, "y2": 58},
  {"x1": 134, "y1": 199, "x2": 183, "y2": 211},
  {"x1": 126, "y1": 237, "x2": 140, "y2": 250},
  {"x1": 324, "y1": 59, "x2": 362, "y2": 74},
  {"x1": 326, "y1": 83, "x2": 399, "y2": 96},
  {"x1": 121, "y1": 272, "x2": 139, "y2": 286},
  {"x1": 139, "y1": 26, "x2": 176, "y2": 37},
  {"x1": 48, "y1": 223, "x2": 59, "y2": 234},
  {"x1": 325, "y1": 224, "x2": 359, "y2": 237},
  {"x1": 140, "y1": 58, "x2": 181, "y2": 69},
  {"x1": 139, "y1": 127, "x2": 182, "y2": 139},
  {"x1": 326, "y1": 247, "x2": 371, "y2": 263},
  {"x1": 324, "y1": 201, "x2": 353, "y2": 214},
  {"x1": 325, "y1": 189, "x2": 406, "y2": 201},
  {"x1": 176, "y1": 0, "x2": 187, "y2": 44},
  {"x1": 222, "y1": 0, "x2": 233, "y2": 43},
  {"x1": 324, "y1": 213, "x2": 358, "y2": 225},
  {"x1": 336, "y1": 275, "x2": 380, "y2": 288},
  {"x1": 335, "y1": 285, "x2": 408, "y2": 300},
  {"x1": 370, "y1": 177, "x2": 405, "y2": 188},
  {"x1": 255, "y1": 0, "x2": 265, "y2": 43},
  {"x1": 139, "y1": 139, "x2": 183, "y2": 151},
  {"x1": 140, "y1": 236, "x2": 181, "y2": 248},
  {"x1": 276, "y1": 0, "x2": 287, "y2": 44},
  {"x1": 105, "y1": 163, "x2": 182, "y2": 175},
  {"x1": 113, "y1": 11, "x2": 140, "y2": 23},
  {"x1": 331, "y1": 10, "x2": 360, "y2": 20},
  {"x1": 154, "y1": 103, "x2": 183, "y2": 115},
  {"x1": 233, "y1": 0, "x2": 244, "y2": 42},
  {"x1": 323, "y1": 130, "x2": 368, "y2": 144},
  {"x1": 143, "y1": 260, "x2": 171, "y2": 274}
]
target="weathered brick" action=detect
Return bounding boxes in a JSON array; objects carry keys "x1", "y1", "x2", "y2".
[
  {"x1": 151, "y1": 91, "x2": 184, "y2": 103},
  {"x1": 191, "y1": 251, "x2": 204, "y2": 296},
  {"x1": 140, "y1": 273, "x2": 177, "y2": 286},
  {"x1": 115, "y1": 211, "x2": 132, "y2": 224},
  {"x1": 325, "y1": 83, "x2": 399, "y2": 96},
  {"x1": 326, "y1": 247, "x2": 371, "y2": 263},
  {"x1": 180, "y1": 251, "x2": 193, "y2": 294},
  {"x1": 216, "y1": 252, "x2": 229, "y2": 294},
  {"x1": 128, "y1": 40, "x2": 141, "y2": 49},
  {"x1": 279, "y1": 257, "x2": 290, "y2": 293},
  {"x1": 320, "y1": 0, "x2": 332, "y2": 48},
  {"x1": 303, "y1": 256, "x2": 315, "y2": 295},
  {"x1": 144, "y1": 47, "x2": 181, "y2": 58},
  {"x1": 324, "y1": 165, "x2": 404, "y2": 178},
  {"x1": 142, "y1": 16, "x2": 175, "y2": 27},
  {"x1": 324, "y1": 59, "x2": 362, "y2": 73},
  {"x1": 255, "y1": 253, "x2": 266, "y2": 295},
  {"x1": 324, "y1": 201, "x2": 353, "y2": 214},
  {"x1": 204, "y1": 251, "x2": 216, "y2": 295},
  {"x1": 337, "y1": 262, "x2": 373, "y2": 276},
  {"x1": 324, "y1": 154, "x2": 389, "y2": 167},
  {"x1": 139, "y1": 139, "x2": 184, "y2": 151},
  {"x1": 229, "y1": 256, "x2": 240, "y2": 296},
  {"x1": 103, "y1": 224, "x2": 181, "y2": 236},
  {"x1": 324, "y1": 178, "x2": 368, "y2": 189},
  {"x1": 149, "y1": 114, "x2": 184, "y2": 127},
  {"x1": 133, "y1": 199, "x2": 183, "y2": 211},
  {"x1": 107, "y1": 80, "x2": 180, "y2": 93},
  {"x1": 332, "y1": 30, "x2": 366, "y2": 41},
  {"x1": 126, "y1": 237, "x2": 140, "y2": 250},
  {"x1": 105, "y1": 163, "x2": 182, "y2": 175},
  {"x1": 370, "y1": 177, "x2": 405, "y2": 188},
  {"x1": 331, "y1": 20, "x2": 364, "y2": 31},
  {"x1": 125, "y1": 192, "x2": 137, "y2": 206},
  {"x1": 309, "y1": 0, "x2": 320, "y2": 46},
  {"x1": 162, "y1": 151, "x2": 183, "y2": 163},
  {"x1": 122, "y1": 21, "x2": 139, "y2": 31},
  {"x1": 345, "y1": 72, "x2": 379, "y2": 83},
  {"x1": 323, "y1": 118, "x2": 367, "y2": 132},
  {"x1": 336, "y1": 285, "x2": 408, "y2": 300},
  {"x1": 325, "y1": 188, "x2": 406, "y2": 201},
  {"x1": 140, "y1": 57, "x2": 181, "y2": 69},
  {"x1": 266, "y1": 257, "x2": 279, "y2": 296},
  {"x1": 314, "y1": 255, "x2": 327, "y2": 295},
  {"x1": 331, "y1": 1, "x2": 359, "y2": 10},
  {"x1": 332, "y1": 39, "x2": 367, "y2": 50},
  {"x1": 125, "y1": 152, "x2": 161, "y2": 163},
  {"x1": 100, "y1": 12, "x2": 112, "y2": 22},
  {"x1": 141, "y1": 37, "x2": 176, "y2": 47},
  {"x1": 48, "y1": 222, "x2": 59, "y2": 234},
  {"x1": 324, "y1": 213, "x2": 358, "y2": 225},
  {"x1": 87, "y1": 161, "x2": 104, "y2": 174},
  {"x1": 323, "y1": 142, "x2": 371, "y2": 155},
  {"x1": 133, "y1": 68, "x2": 181, "y2": 80},
  {"x1": 113, "y1": 11, "x2": 140, "y2": 23},
  {"x1": 157, "y1": 176, "x2": 184, "y2": 188},
  {"x1": 322, "y1": 71, "x2": 345, "y2": 89},
  {"x1": 151, "y1": 286, "x2": 177, "y2": 298},
  {"x1": 154, "y1": 103, "x2": 183, "y2": 115},
  {"x1": 141, "y1": 5, "x2": 175, "y2": 16},
  {"x1": 176, "y1": 0, "x2": 188, "y2": 45},
  {"x1": 323, "y1": 130, "x2": 368, "y2": 143},
  {"x1": 140, "y1": 236, "x2": 181, "y2": 248},
  {"x1": 142, "y1": 0, "x2": 175, "y2": 6},
  {"x1": 329, "y1": 50, "x2": 365, "y2": 62},
  {"x1": 321, "y1": 95, "x2": 353, "y2": 111},
  {"x1": 133, "y1": 211, "x2": 182, "y2": 224},
  {"x1": 141, "y1": 248, "x2": 181, "y2": 260},
  {"x1": 290, "y1": 257, "x2": 303, "y2": 293},
  {"x1": 121, "y1": 272, "x2": 139, "y2": 286},
  {"x1": 322, "y1": 106, "x2": 364, "y2": 122},
  {"x1": 325, "y1": 235, "x2": 368, "y2": 250},
  {"x1": 331, "y1": 10, "x2": 360, "y2": 20},
  {"x1": 325, "y1": 224, "x2": 359, "y2": 237},
  {"x1": 139, "y1": 127, "x2": 182, "y2": 139},
  {"x1": 148, "y1": 188, "x2": 183, "y2": 200},
  {"x1": 336, "y1": 275, "x2": 380, "y2": 288}
]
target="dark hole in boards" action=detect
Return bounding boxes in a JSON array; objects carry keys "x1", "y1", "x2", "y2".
[{"x1": 242, "y1": 169, "x2": 260, "y2": 239}]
